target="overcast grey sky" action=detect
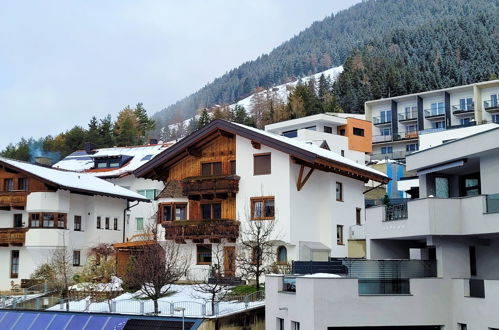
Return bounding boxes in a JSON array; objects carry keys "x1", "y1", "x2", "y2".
[{"x1": 0, "y1": 0, "x2": 360, "y2": 149}]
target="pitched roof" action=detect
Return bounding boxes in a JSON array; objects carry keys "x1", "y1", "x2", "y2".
[
  {"x1": 53, "y1": 143, "x2": 174, "y2": 178},
  {"x1": 0, "y1": 157, "x2": 149, "y2": 202},
  {"x1": 135, "y1": 119, "x2": 388, "y2": 184}
]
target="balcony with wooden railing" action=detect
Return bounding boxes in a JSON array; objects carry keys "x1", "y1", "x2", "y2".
[
  {"x1": 0, "y1": 192, "x2": 28, "y2": 208},
  {"x1": 181, "y1": 175, "x2": 240, "y2": 199},
  {"x1": 163, "y1": 219, "x2": 240, "y2": 242},
  {"x1": 0, "y1": 228, "x2": 28, "y2": 246}
]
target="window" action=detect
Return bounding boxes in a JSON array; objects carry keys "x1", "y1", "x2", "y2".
[
  {"x1": 97, "y1": 216, "x2": 101, "y2": 229},
  {"x1": 114, "y1": 218, "x2": 118, "y2": 230},
  {"x1": 254, "y1": 153, "x2": 271, "y2": 175},
  {"x1": 339, "y1": 129, "x2": 346, "y2": 136},
  {"x1": 324, "y1": 126, "x2": 333, "y2": 134},
  {"x1": 406, "y1": 144, "x2": 419, "y2": 152},
  {"x1": 356, "y1": 208, "x2": 362, "y2": 225},
  {"x1": 435, "y1": 177, "x2": 449, "y2": 198},
  {"x1": 136, "y1": 217, "x2": 144, "y2": 231},
  {"x1": 196, "y1": 245, "x2": 212, "y2": 264},
  {"x1": 337, "y1": 225, "x2": 344, "y2": 245},
  {"x1": 105, "y1": 217, "x2": 110, "y2": 230},
  {"x1": 381, "y1": 146, "x2": 393, "y2": 154},
  {"x1": 282, "y1": 130, "x2": 297, "y2": 138},
  {"x1": 13, "y1": 214, "x2": 22, "y2": 228},
  {"x1": 459, "y1": 97, "x2": 473, "y2": 110},
  {"x1": 458, "y1": 323, "x2": 467, "y2": 330},
  {"x1": 406, "y1": 124, "x2": 417, "y2": 132},
  {"x1": 57, "y1": 214, "x2": 66, "y2": 229},
  {"x1": 277, "y1": 246, "x2": 287, "y2": 264},
  {"x1": 230, "y1": 160, "x2": 236, "y2": 175},
  {"x1": 201, "y1": 162, "x2": 222, "y2": 176},
  {"x1": 340, "y1": 150, "x2": 345, "y2": 157},
  {"x1": 43, "y1": 213, "x2": 55, "y2": 228},
  {"x1": 73, "y1": 250, "x2": 81, "y2": 266},
  {"x1": 11, "y1": 251, "x2": 19, "y2": 278},
  {"x1": 430, "y1": 102, "x2": 444, "y2": 115},
  {"x1": 291, "y1": 321, "x2": 300, "y2": 330},
  {"x1": 137, "y1": 189, "x2": 158, "y2": 200},
  {"x1": 201, "y1": 203, "x2": 221, "y2": 220},
  {"x1": 18, "y1": 178, "x2": 28, "y2": 191},
  {"x1": 464, "y1": 177, "x2": 480, "y2": 196},
  {"x1": 381, "y1": 128, "x2": 391, "y2": 136},
  {"x1": 493, "y1": 114, "x2": 499, "y2": 124},
  {"x1": 159, "y1": 203, "x2": 188, "y2": 222},
  {"x1": 432, "y1": 121, "x2": 445, "y2": 129},
  {"x1": 251, "y1": 197, "x2": 275, "y2": 220},
  {"x1": 74, "y1": 216, "x2": 81, "y2": 231},
  {"x1": 336, "y1": 182, "x2": 343, "y2": 201},
  {"x1": 380, "y1": 110, "x2": 392, "y2": 123},
  {"x1": 460, "y1": 117, "x2": 472, "y2": 125},
  {"x1": 30, "y1": 213, "x2": 40, "y2": 227},
  {"x1": 251, "y1": 246, "x2": 262, "y2": 264},
  {"x1": 4, "y1": 178, "x2": 13, "y2": 191},
  {"x1": 277, "y1": 318, "x2": 284, "y2": 330},
  {"x1": 141, "y1": 154, "x2": 153, "y2": 161},
  {"x1": 353, "y1": 127, "x2": 364, "y2": 136}
]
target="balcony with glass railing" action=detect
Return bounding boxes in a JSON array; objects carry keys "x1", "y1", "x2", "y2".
[
  {"x1": 484, "y1": 99, "x2": 499, "y2": 113},
  {"x1": 424, "y1": 107, "x2": 445, "y2": 120},
  {"x1": 372, "y1": 116, "x2": 392, "y2": 126},
  {"x1": 452, "y1": 104, "x2": 475, "y2": 116},
  {"x1": 398, "y1": 109, "x2": 418, "y2": 122},
  {"x1": 372, "y1": 134, "x2": 392, "y2": 143}
]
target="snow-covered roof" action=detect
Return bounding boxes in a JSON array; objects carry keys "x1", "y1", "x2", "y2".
[
  {"x1": 53, "y1": 143, "x2": 174, "y2": 178},
  {"x1": 231, "y1": 122, "x2": 387, "y2": 179},
  {"x1": 0, "y1": 157, "x2": 148, "y2": 201}
]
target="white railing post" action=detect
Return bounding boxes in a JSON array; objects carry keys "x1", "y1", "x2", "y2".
[
  {"x1": 140, "y1": 301, "x2": 144, "y2": 314},
  {"x1": 111, "y1": 301, "x2": 117, "y2": 313}
]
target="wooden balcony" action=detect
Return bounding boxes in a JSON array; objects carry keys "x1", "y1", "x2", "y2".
[
  {"x1": 0, "y1": 192, "x2": 28, "y2": 208},
  {"x1": 163, "y1": 219, "x2": 240, "y2": 242},
  {"x1": 0, "y1": 228, "x2": 28, "y2": 246},
  {"x1": 181, "y1": 175, "x2": 240, "y2": 199}
]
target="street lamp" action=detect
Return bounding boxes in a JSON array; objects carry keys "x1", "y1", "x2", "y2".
[{"x1": 174, "y1": 307, "x2": 186, "y2": 330}]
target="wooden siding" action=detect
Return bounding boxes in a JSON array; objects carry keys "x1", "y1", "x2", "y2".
[
  {"x1": 168, "y1": 134, "x2": 236, "y2": 180},
  {"x1": 187, "y1": 197, "x2": 236, "y2": 220},
  {"x1": 0, "y1": 165, "x2": 51, "y2": 208}
]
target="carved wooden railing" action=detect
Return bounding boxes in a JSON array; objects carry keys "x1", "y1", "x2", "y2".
[
  {"x1": 181, "y1": 175, "x2": 240, "y2": 198},
  {"x1": 0, "y1": 228, "x2": 28, "y2": 245},
  {"x1": 163, "y1": 219, "x2": 240, "y2": 242},
  {"x1": 0, "y1": 192, "x2": 28, "y2": 208}
]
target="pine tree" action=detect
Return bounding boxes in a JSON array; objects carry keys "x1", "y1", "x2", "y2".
[
  {"x1": 86, "y1": 116, "x2": 101, "y2": 146},
  {"x1": 99, "y1": 115, "x2": 115, "y2": 147},
  {"x1": 134, "y1": 103, "x2": 156, "y2": 143},
  {"x1": 114, "y1": 107, "x2": 139, "y2": 147},
  {"x1": 197, "y1": 108, "x2": 212, "y2": 129}
]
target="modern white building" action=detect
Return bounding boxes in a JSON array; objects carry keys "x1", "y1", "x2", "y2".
[
  {"x1": 0, "y1": 157, "x2": 147, "y2": 290},
  {"x1": 365, "y1": 79, "x2": 499, "y2": 160},
  {"x1": 266, "y1": 127, "x2": 499, "y2": 330},
  {"x1": 53, "y1": 143, "x2": 173, "y2": 240},
  {"x1": 133, "y1": 119, "x2": 388, "y2": 281},
  {"x1": 265, "y1": 113, "x2": 372, "y2": 164}
]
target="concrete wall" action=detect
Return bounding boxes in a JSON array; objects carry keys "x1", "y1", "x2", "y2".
[{"x1": 480, "y1": 152, "x2": 499, "y2": 195}]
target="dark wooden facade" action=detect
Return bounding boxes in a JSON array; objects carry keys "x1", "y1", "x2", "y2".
[
  {"x1": 0, "y1": 228, "x2": 28, "y2": 246},
  {"x1": 163, "y1": 219, "x2": 240, "y2": 242}
]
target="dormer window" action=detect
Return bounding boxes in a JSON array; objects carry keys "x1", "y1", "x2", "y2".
[{"x1": 93, "y1": 155, "x2": 132, "y2": 169}]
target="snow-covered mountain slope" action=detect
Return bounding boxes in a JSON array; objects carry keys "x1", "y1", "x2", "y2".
[{"x1": 163, "y1": 66, "x2": 343, "y2": 136}]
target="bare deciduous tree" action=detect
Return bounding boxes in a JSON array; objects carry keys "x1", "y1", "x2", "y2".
[
  {"x1": 236, "y1": 219, "x2": 278, "y2": 291},
  {"x1": 191, "y1": 243, "x2": 230, "y2": 314},
  {"x1": 125, "y1": 231, "x2": 190, "y2": 314}
]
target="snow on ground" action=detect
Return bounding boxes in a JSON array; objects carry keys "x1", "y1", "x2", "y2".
[
  {"x1": 48, "y1": 284, "x2": 264, "y2": 317},
  {"x1": 301, "y1": 273, "x2": 342, "y2": 278},
  {"x1": 69, "y1": 276, "x2": 123, "y2": 292},
  {"x1": 0, "y1": 293, "x2": 46, "y2": 308}
]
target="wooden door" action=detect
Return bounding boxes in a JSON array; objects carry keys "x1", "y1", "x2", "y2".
[{"x1": 224, "y1": 246, "x2": 236, "y2": 277}]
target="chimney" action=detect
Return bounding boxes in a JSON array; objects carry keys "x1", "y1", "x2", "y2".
[
  {"x1": 84, "y1": 142, "x2": 96, "y2": 154},
  {"x1": 149, "y1": 138, "x2": 158, "y2": 145},
  {"x1": 35, "y1": 157, "x2": 52, "y2": 166}
]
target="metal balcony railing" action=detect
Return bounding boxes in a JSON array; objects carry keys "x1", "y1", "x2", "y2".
[
  {"x1": 424, "y1": 108, "x2": 445, "y2": 118},
  {"x1": 384, "y1": 202, "x2": 408, "y2": 221},
  {"x1": 452, "y1": 104, "x2": 474, "y2": 115},
  {"x1": 358, "y1": 278, "x2": 410, "y2": 295},
  {"x1": 372, "y1": 135, "x2": 392, "y2": 143}
]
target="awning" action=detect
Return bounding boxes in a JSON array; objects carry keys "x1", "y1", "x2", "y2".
[{"x1": 417, "y1": 159, "x2": 465, "y2": 175}]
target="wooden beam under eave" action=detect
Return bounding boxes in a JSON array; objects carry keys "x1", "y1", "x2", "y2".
[
  {"x1": 296, "y1": 165, "x2": 314, "y2": 191},
  {"x1": 251, "y1": 141, "x2": 261, "y2": 149}
]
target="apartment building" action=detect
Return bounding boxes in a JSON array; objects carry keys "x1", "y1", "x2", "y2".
[
  {"x1": 53, "y1": 143, "x2": 173, "y2": 240},
  {"x1": 0, "y1": 157, "x2": 147, "y2": 290},
  {"x1": 133, "y1": 119, "x2": 387, "y2": 281},
  {"x1": 266, "y1": 128, "x2": 499, "y2": 329},
  {"x1": 265, "y1": 113, "x2": 372, "y2": 164},
  {"x1": 365, "y1": 79, "x2": 499, "y2": 160}
]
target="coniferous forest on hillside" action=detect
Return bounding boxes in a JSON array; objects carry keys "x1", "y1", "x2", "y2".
[{"x1": 2, "y1": 0, "x2": 498, "y2": 161}]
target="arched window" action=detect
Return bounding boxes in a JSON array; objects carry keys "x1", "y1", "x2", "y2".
[{"x1": 277, "y1": 246, "x2": 287, "y2": 263}]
